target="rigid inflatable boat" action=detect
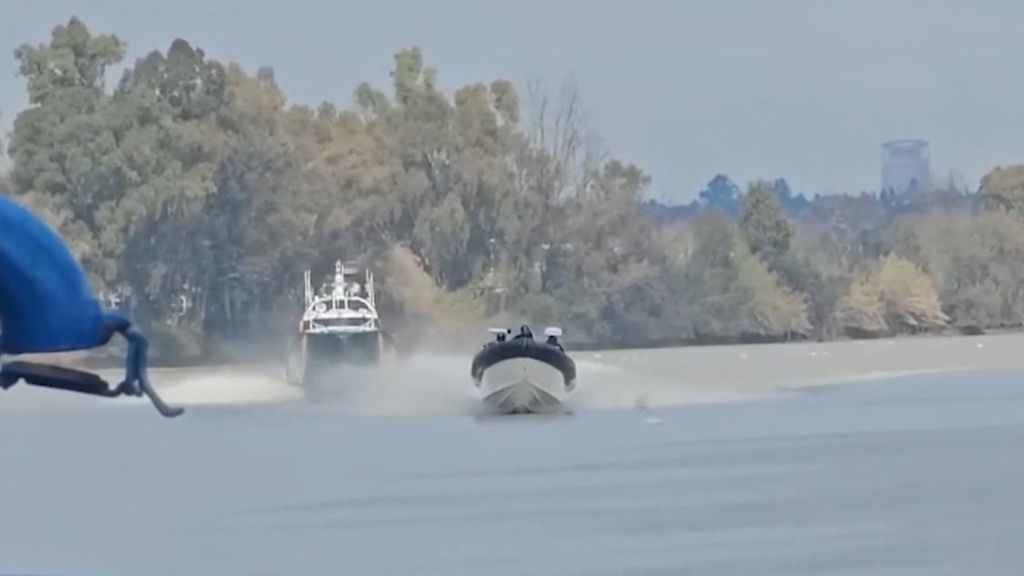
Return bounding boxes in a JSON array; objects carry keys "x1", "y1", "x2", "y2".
[{"x1": 471, "y1": 325, "x2": 576, "y2": 414}]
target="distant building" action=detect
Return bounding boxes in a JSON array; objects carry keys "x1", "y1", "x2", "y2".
[{"x1": 881, "y1": 139, "x2": 930, "y2": 198}]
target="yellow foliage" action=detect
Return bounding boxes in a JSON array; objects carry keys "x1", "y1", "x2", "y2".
[
  {"x1": 377, "y1": 244, "x2": 486, "y2": 330},
  {"x1": 981, "y1": 165, "x2": 1024, "y2": 213},
  {"x1": 838, "y1": 254, "x2": 948, "y2": 335},
  {"x1": 874, "y1": 254, "x2": 949, "y2": 330},
  {"x1": 740, "y1": 256, "x2": 812, "y2": 335},
  {"x1": 837, "y1": 275, "x2": 887, "y2": 334}
]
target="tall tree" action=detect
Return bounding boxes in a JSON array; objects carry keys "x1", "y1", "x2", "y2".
[
  {"x1": 8, "y1": 17, "x2": 125, "y2": 284},
  {"x1": 980, "y1": 165, "x2": 1024, "y2": 214},
  {"x1": 698, "y1": 174, "x2": 741, "y2": 217},
  {"x1": 682, "y1": 210, "x2": 809, "y2": 339},
  {"x1": 14, "y1": 17, "x2": 124, "y2": 105},
  {"x1": 740, "y1": 179, "x2": 793, "y2": 266}
]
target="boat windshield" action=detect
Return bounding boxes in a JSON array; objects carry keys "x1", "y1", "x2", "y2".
[
  {"x1": 313, "y1": 299, "x2": 372, "y2": 313},
  {"x1": 317, "y1": 317, "x2": 374, "y2": 328}
]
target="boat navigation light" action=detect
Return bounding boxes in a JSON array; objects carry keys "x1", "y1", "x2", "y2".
[{"x1": 544, "y1": 326, "x2": 563, "y2": 337}]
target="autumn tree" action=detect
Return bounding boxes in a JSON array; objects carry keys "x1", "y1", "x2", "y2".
[
  {"x1": 9, "y1": 16, "x2": 1024, "y2": 354},
  {"x1": 838, "y1": 254, "x2": 947, "y2": 336},
  {"x1": 892, "y1": 209, "x2": 1024, "y2": 330},
  {"x1": 837, "y1": 275, "x2": 887, "y2": 337},
  {"x1": 981, "y1": 165, "x2": 1024, "y2": 214}
]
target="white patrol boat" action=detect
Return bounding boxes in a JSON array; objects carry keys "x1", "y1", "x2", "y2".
[{"x1": 285, "y1": 260, "x2": 394, "y2": 388}]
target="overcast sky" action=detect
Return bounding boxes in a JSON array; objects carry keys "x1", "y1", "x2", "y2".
[{"x1": 2, "y1": 0, "x2": 1023, "y2": 201}]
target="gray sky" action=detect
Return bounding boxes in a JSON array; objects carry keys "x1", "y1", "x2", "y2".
[{"x1": 2, "y1": 0, "x2": 1023, "y2": 201}]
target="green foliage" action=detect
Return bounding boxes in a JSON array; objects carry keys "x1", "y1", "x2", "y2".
[
  {"x1": 7, "y1": 17, "x2": 1024, "y2": 356},
  {"x1": 679, "y1": 211, "x2": 809, "y2": 339},
  {"x1": 740, "y1": 179, "x2": 793, "y2": 266},
  {"x1": 14, "y1": 17, "x2": 124, "y2": 105}
]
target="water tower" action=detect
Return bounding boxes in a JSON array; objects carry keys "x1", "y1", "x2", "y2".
[{"x1": 881, "y1": 139, "x2": 930, "y2": 197}]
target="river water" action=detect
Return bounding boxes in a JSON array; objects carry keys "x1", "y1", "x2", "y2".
[{"x1": 2, "y1": 341, "x2": 1023, "y2": 575}]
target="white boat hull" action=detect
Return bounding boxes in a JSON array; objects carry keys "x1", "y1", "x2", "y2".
[{"x1": 475, "y1": 357, "x2": 575, "y2": 414}]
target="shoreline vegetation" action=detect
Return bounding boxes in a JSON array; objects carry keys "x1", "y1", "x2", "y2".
[
  {"x1": 4, "y1": 18, "x2": 1024, "y2": 367},
  {"x1": 30, "y1": 324, "x2": 1020, "y2": 373}
]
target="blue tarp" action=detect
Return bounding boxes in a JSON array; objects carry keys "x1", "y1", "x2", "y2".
[
  {"x1": 0, "y1": 194, "x2": 183, "y2": 417},
  {"x1": 0, "y1": 195, "x2": 108, "y2": 354}
]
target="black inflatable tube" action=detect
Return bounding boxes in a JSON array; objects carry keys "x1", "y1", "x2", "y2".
[{"x1": 471, "y1": 339, "x2": 577, "y2": 384}]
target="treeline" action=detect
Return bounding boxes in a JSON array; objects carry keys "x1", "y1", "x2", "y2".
[{"x1": 3, "y1": 18, "x2": 1024, "y2": 357}]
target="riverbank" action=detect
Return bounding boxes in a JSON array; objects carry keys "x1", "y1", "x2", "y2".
[
  {"x1": 18, "y1": 320, "x2": 1022, "y2": 372},
  {"x1": 570, "y1": 331, "x2": 1024, "y2": 409}
]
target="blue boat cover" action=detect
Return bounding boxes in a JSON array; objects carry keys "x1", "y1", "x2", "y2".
[
  {"x1": 0, "y1": 195, "x2": 113, "y2": 354},
  {"x1": 0, "y1": 195, "x2": 184, "y2": 416}
]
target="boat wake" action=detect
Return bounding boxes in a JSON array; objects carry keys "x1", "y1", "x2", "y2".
[
  {"x1": 144, "y1": 366, "x2": 304, "y2": 407},
  {"x1": 299, "y1": 353, "x2": 480, "y2": 416},
  {"x1": 132, "y1": 350, "x2": 757, "y2": 418},
  {"x1": 82, "y1": 334, "x2": 1024, "y2": 418}
]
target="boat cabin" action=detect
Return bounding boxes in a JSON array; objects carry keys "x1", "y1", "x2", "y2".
[{"x1": 299, "y1": 260, "x2": 380, "y2": 335}]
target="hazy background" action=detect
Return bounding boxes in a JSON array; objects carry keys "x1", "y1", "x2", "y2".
[{"x1": 2, "y1": 0, "x2": 1023, "y2": 201}]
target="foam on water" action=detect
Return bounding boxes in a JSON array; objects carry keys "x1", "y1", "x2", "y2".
[
  {"x1": 151, "y1": 366, "x2": 304, "y2": 406},
  {"x1": 92, "y1": 333, "x2": 1024, "y2": 417},
  {"x1": 132, "y1": 351, "x2": 759, "y2": 417},
  {"x1": 301, "y1": 353, "x2": 481, "y2": 416}
]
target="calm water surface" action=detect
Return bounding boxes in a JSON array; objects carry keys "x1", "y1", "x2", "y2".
[{"x1": 2, "y1": 367, "x2": 1023, "y2": 575}]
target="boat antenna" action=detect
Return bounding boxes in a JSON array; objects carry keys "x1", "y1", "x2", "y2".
[{"x1": 303, "y1": 268, "x2": 313, "y2": 308}]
